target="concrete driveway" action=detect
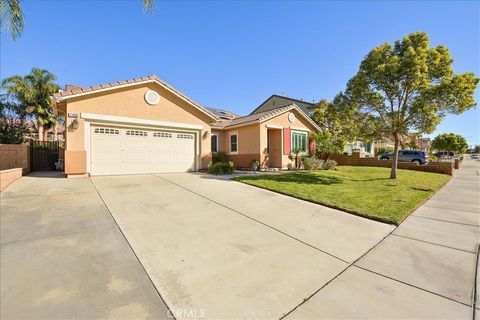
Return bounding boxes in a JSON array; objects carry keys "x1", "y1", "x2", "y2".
[
  {"x1": 0, "y1": 172, "x2": 170, "y2": 319},
  {"x1": 90, "y1": 173, "x2": 394, "y2": 319},
  {"x1": 1, "y1": 171, "x2": 393, "y2": 319}
]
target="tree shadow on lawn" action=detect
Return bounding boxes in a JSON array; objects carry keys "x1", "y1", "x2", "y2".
[
  {"x1": 235, "y1": 172, "x2": 343, "y2": 186},
  {"x1": 345, "y1": 177, "x2": 392, "y2": 182}
]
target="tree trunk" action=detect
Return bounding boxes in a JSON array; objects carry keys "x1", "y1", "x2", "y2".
[
  {"x1": 324, "y1": 153, "x2": 330, "y2": 161},
  {"x1": 42, "y1": 125, "x2": 49, "y2": 141},
  {"x1": 390, "y1": 134, "x2": 400, "y2": 179},
  {"x1": 38, "y1": 126, "x2": 43, "y2": 141}
]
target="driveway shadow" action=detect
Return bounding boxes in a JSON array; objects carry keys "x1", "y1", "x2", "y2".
[
  {"x1": 27, "y1": 171, "x2": 66, "y2": 179},
  {"x1": 234, "y1": 172, "x2": 343, "y2": 186}
]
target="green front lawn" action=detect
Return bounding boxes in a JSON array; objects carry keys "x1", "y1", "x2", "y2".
[{"x1": 233, "y1": 166, "x2": 450, "y2": 225}]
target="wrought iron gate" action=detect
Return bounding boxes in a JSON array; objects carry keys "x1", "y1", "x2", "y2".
[{"x1": 30, "y1": 141, "x2": 60, "y2": 171}]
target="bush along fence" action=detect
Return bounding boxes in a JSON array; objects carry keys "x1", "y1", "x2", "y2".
[{"x1": 327, "y1": 152, "x2": 455, "y2": 175}]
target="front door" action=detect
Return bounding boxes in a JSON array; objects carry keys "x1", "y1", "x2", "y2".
[{"x1": 267, "y1": 129, "x2": 282, "y2": 168}]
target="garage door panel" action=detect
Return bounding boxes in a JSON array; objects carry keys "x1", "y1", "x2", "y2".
[
  {"x1": 90, "y1": 126, "x2": 196, "y2": 176},
  {"x1": 92, "y1": 151, "x2": 122, "y2": 162},
  {"x1": 124, "y1": 151, "x2": 151, "y2": 163}
]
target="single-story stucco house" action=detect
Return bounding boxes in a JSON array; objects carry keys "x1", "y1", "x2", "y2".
[{"x1": 53, "y1": 74, "x2": 320, "y2": 177}]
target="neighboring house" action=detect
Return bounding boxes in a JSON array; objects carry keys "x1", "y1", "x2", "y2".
[
  {"x1": 406, "y1": 136, "x2": 431, "y2": 153},
  {"x1": 53, "y1": 74, "x2": 320, "y2": 177},
  {"x1": 344, "y1": 141, "x2": 375, "y2": 157},
  {"x1": 9, "y1": 120, "x2": 65, "y2": 142},
  {"x1": 417, "y1": 137, "x2": 431, "y2": 153},
  {"x1": 31, "y1": 121, "x2": 65, "y2": 141},
  {"x1": 344, "y1": 139, "x2": 395, "y2": 157},
  {"x1": 250, "y1": 95, "x2": 316, "y2": 115}
]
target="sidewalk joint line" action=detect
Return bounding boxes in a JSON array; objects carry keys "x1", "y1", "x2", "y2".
[
  {"x1": 391, "y1": 234, "x2": 475, "y2": 254},
  {"x1": 423, "y1": 204, "x2": 480, "y2": 214},
  {"x1": 278, "y1": 219, "x2": 399, "y2": 318},
  {"x1": 354, "y1": 265, "x2": 471, "y2": 308},
  {"x1": 410, "y1": 214, "x2": 480, "y2": 227}
]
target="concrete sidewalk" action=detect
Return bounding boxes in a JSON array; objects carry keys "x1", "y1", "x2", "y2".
[{"x1": 287, "y1": 159, "x2": 480, "y2": 319}]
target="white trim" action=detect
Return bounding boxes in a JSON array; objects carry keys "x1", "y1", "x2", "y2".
[
  {"x1": 56, "y1": 79, "x2": 217, "y2": 121},
  {"x1": 84, "y1": 121, "x2": 91, "y2": 173},
  {"x1": 265, "y1": 124, "x2": 283, "y2": 129},
  {"x1": 228, "y1": 131, "x2": 239, "y2": 155},
  {"x1": 211, "y1": 132, "x2": 219, "y2": 153},
  {"x1": 291, "y1": 130, "x2": 309, "y2": 154},
  {"x1": 289, "y1": 126, "x2": 310, "y2": 132},
  {"x1": 81, "y1": 113, "x2": 203, "y2": 130}
]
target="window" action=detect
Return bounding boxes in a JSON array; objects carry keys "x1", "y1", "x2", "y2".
[
  {"x1": 126, "y1": 130, "x2": 147, "y2": 136},
  {"x1": 291, "y1": 131, "x2": 308, "y2": 153},
  {"x1": 94, "y1": 128, "x2": 120, "y2": 135},
  {"x1": 365, "y1": 143, "x2": 372, "y2": 153},
  {"x1": 153, "y1": 132, "x2": 172, "y2": 138},
  {"x1": 211, "y1": 134, "x2": 218, "y2": 152},
  {"x1": 230, "y1": 133, "x2": 238, "y2": 153},
  {"x1": 177, "y1": 133, "x2": 193, "y2": 139}
]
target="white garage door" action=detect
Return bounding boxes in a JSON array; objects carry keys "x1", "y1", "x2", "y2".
[{"x1": 90, "y1": 126, "x2": 196, "y2": 175}]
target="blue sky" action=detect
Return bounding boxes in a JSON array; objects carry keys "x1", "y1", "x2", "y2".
[{"x1": 2, "y1": 0, "x2": 479, "y2": 146}]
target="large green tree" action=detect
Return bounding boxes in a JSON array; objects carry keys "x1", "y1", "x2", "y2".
[
  {"x1": 311, "y1": 98, "x2": 380, "y2": 160},
  {"x1": 2, "y1": 68, "x2": 60, "y2": 141},
  {"x1": 432, "y1": 133, "x2": 468, "y2": 154},
  {"x1": 0, "y1": 0, "x2": 156, "y2": 40},
  {"x1": 311, "y1": 99, "x2": 350, "y2": 160},
  {"x1": 337, "y1": 32, "x2": 478, "y2": 178}
]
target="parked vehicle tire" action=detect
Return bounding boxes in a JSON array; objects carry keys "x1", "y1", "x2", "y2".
[
  {"x1": 412, "y1": 159, "x2": 421, "y2": 165},
  {"x1": 380, "y1": 157, "x2": 389, "y2": 160}
]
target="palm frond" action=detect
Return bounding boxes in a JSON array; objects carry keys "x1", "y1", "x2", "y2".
[
  {"x1": 0, "y1": 0, "x2": 24, "y2": 41},
  {"x1": 143, "y1": 0, "x2": 155, "y2": 13}
]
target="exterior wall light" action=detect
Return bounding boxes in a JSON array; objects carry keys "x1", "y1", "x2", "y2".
[{"x1": 70, "y1": 118, "x2": 79, "y2": 130}]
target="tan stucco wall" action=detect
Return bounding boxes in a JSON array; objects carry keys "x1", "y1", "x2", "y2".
[
  {"x1": 63, "y1": 82, "x2": 214, "y2": 174},
  {"x1": 222, "y1": 124, "x2": 261, "y2": 168},
  {"x1": 260, "y1": 109, "x2": 317, "y2": 168},
  {"x1": 64, "y1": 150, "x2": 86, "y2": 175},
  {"x1": 211, "y1": 129, "x2": 227, "y2": 153},
  {"x1": 212, "y1": 109, "x2": 317, "y2": 169}
]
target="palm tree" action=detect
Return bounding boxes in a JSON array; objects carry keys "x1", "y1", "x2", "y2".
[
  {"x1": 1, "y1": 0, "x2": 155, "y2": 40},
  {"x1": 0, "y1": 0, "x2": 24, "y2": 40},
  {"x1": 2, "y1": 68, "x2": 60, "y2": 141}
]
